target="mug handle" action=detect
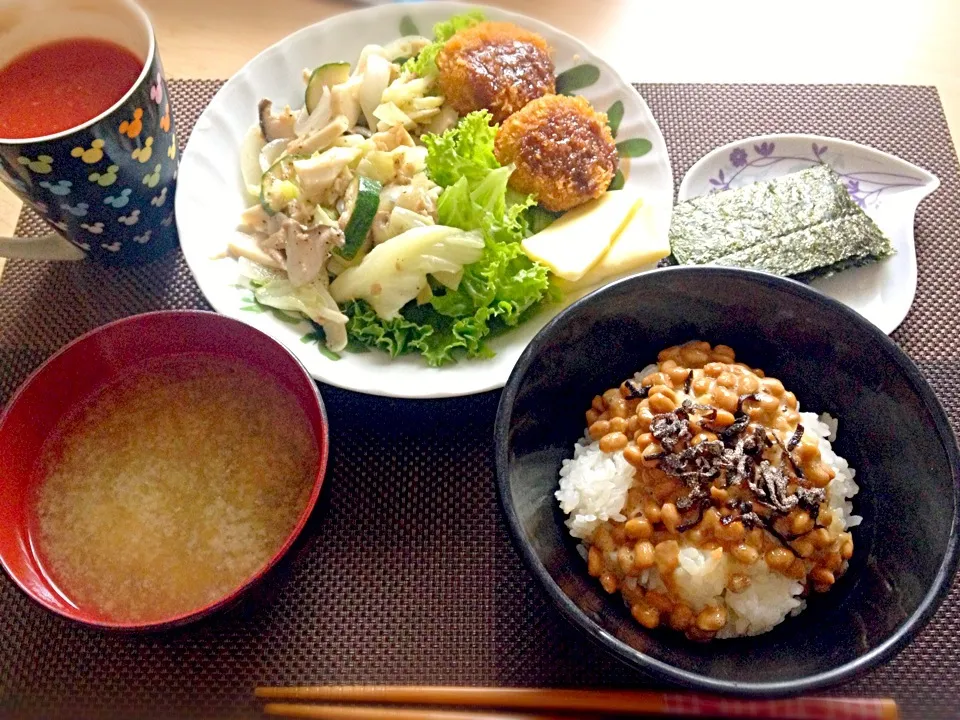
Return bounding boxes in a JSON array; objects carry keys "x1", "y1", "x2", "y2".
[{"x1": 0, "y1": 234, "x2": 86, "y2": 261}]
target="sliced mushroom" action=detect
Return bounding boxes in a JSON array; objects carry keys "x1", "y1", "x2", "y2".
[
  {"x1": 258, "y1": 99, "x2": 297, "y2": 141},
  {"x1": 285, "y1": 225, "x2": 321, "y2": 286},
  {"x1": 227, "y1": 232, "x2": 285, "y2": 270},
  {"x1": 264, "y1": 211, "x2": 289, "y2": 236},
  {"x1": 286, "y1": 115, "x2": 350, "y2": 156},
  {"x1": 261, "y1": 222, "x2": 290, "y2": 251},
  {"x1": 287, "y1": 224, "x2": 345, "y2": 287}
]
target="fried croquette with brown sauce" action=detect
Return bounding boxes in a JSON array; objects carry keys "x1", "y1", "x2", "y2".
[
  {"x1": 494, "y1": 94, "x2": 619, "y2": 211},
  {"x1": 436, "y1": 22, "x2": 555, "y2": 124}
]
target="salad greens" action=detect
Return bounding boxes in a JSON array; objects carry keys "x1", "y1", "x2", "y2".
[
  {"x1": 345, "y1": 111, "x2": 553, "y2": 366},
  {"x1": 423, "y1": 107, "x2": 498, "y2": 186},
  {"x1": 402, "y1": 10, "x2": 486, "y2": 78}
]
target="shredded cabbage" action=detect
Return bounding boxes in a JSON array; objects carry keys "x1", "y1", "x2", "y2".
[
  {"x1": 239, "y1": 259, "x2": 349, "y2": 351},
  {"x1": 329, "y1": 225, "x2": 484, "y2": 319}
]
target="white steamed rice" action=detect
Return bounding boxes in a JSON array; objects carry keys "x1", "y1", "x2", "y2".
[{"x1": 556, "y1": 409, "x2": 860, "y2": 638}]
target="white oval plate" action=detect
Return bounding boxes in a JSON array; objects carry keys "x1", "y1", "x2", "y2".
[
  {"x1": 678, "y1": 134, "x2": 939, "y2": 335},
  {"x1": 176, "y1": 1, "x2": 673, "y2": 398}
]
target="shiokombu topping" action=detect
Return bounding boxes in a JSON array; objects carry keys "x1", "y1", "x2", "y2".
[
  {"x1": 787, "y1": 424, "x2": 804, "y2": 451},
  {"x1": 647, "y1": 399, "x2": 826, "y2": 539},
  {"x1": 558, "y1": 340, "x2": 859, "y2": 641},
  {"x1": 620, "y1": 378, "x2": 648, "y2": 400}
]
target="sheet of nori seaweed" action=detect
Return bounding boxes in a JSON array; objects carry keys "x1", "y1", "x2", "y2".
[
  {"x1": 668, "y1": 164, "x2": 884, "y2": 274},
  {"x1": 711, "y1": 213, "x2": 894, "y2": 278}
]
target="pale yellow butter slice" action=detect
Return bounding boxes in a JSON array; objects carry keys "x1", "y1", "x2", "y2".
[
  {"x1": 521, "y1": 193, "x2": 645, "y2": 282},
  {"x1": 559, "y1": 200, "x2": 669, "y2": 291}
]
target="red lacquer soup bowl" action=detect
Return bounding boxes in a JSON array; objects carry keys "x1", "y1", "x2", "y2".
[{"x1": 0, "y1": 311, "x2": 329, "y2": 630}]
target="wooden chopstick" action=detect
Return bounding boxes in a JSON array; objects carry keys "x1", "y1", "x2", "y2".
[
  {"x1": 255, "y1": 686, "x2": 900, "y2": 720},
  {"x1": 263, "y1": 705, "x2": 585, "y2": 720}
]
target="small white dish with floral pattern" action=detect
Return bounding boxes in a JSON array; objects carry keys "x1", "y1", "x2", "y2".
[{"x1": 679, "y1": 134, "x2": 939, "y2": 334}]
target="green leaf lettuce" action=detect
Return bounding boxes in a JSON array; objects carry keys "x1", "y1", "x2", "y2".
[{"x1": 343, "y1": 110, "x2": 553, "y2": 366}]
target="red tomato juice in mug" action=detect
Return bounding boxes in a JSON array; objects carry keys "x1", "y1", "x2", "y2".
[{"x1": 0, "y1": 38, "x2": 142, "y2": 139}]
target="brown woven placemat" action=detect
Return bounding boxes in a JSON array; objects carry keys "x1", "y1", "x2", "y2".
[{"x1": 1, "y1": 81, "x2": 959, "y2": 720}]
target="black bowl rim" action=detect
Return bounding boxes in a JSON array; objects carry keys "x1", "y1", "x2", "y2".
[{"x1": 494, "y1": 266, "x2": 960, "y2": 697}]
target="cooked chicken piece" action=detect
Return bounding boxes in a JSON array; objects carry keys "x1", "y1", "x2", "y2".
[
  {"x1": 378, "y1": 174, "x2": 441, "y2": 220},
  {"x1": 287, "y1": 116, "x2": 350, "y2": 156},
  {"x1": 293, "y1": 146, "x2": 362, "y2": 198},
  {"x1": 277, "y1": 199, "x2": 313, "y2": 227},
  {"x1": 315, "y1": 168, "x2": 355, "y2": 210},
  {"x1": 371, "y1": 124, "x2": 415, "y2": 151}
]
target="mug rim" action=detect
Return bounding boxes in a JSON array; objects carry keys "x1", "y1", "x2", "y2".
[{"x1": 0, "y1": 0, "x2": 157, "y2": 146}]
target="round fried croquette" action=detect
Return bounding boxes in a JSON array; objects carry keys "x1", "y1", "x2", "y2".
[
  {"x1": 436, "y1": 22, "x2": 555, "y2": 125},
  {"x1": 494, "y1": 94, "x2": 619, "y2": 212}
]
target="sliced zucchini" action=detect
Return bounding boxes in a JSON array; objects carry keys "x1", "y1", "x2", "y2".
[
  {"x1": 306, "y1": 62, "x2": 351, "y2": 114},
  {"x1": 259, "y1": 157, "x2": 299, "y2": 215},
  {"x1": 339, "y1": 176, "x2": 382, "y2": 259}
]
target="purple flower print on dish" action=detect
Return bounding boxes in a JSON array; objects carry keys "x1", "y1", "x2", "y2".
[
  {"x1": 708, "y1": 169, "x2": 726, "y2": 187},
  {"x1": 704, "y1": 139, "x2": 925, "y2": 207},
  {"x1": 754, "y1": 142, "x2": 775, "y2": 157}
]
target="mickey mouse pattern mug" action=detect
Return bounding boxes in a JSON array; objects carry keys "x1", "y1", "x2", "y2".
[{"x1": 0, "y1": 0, "x2": 178, "y2": 265}]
